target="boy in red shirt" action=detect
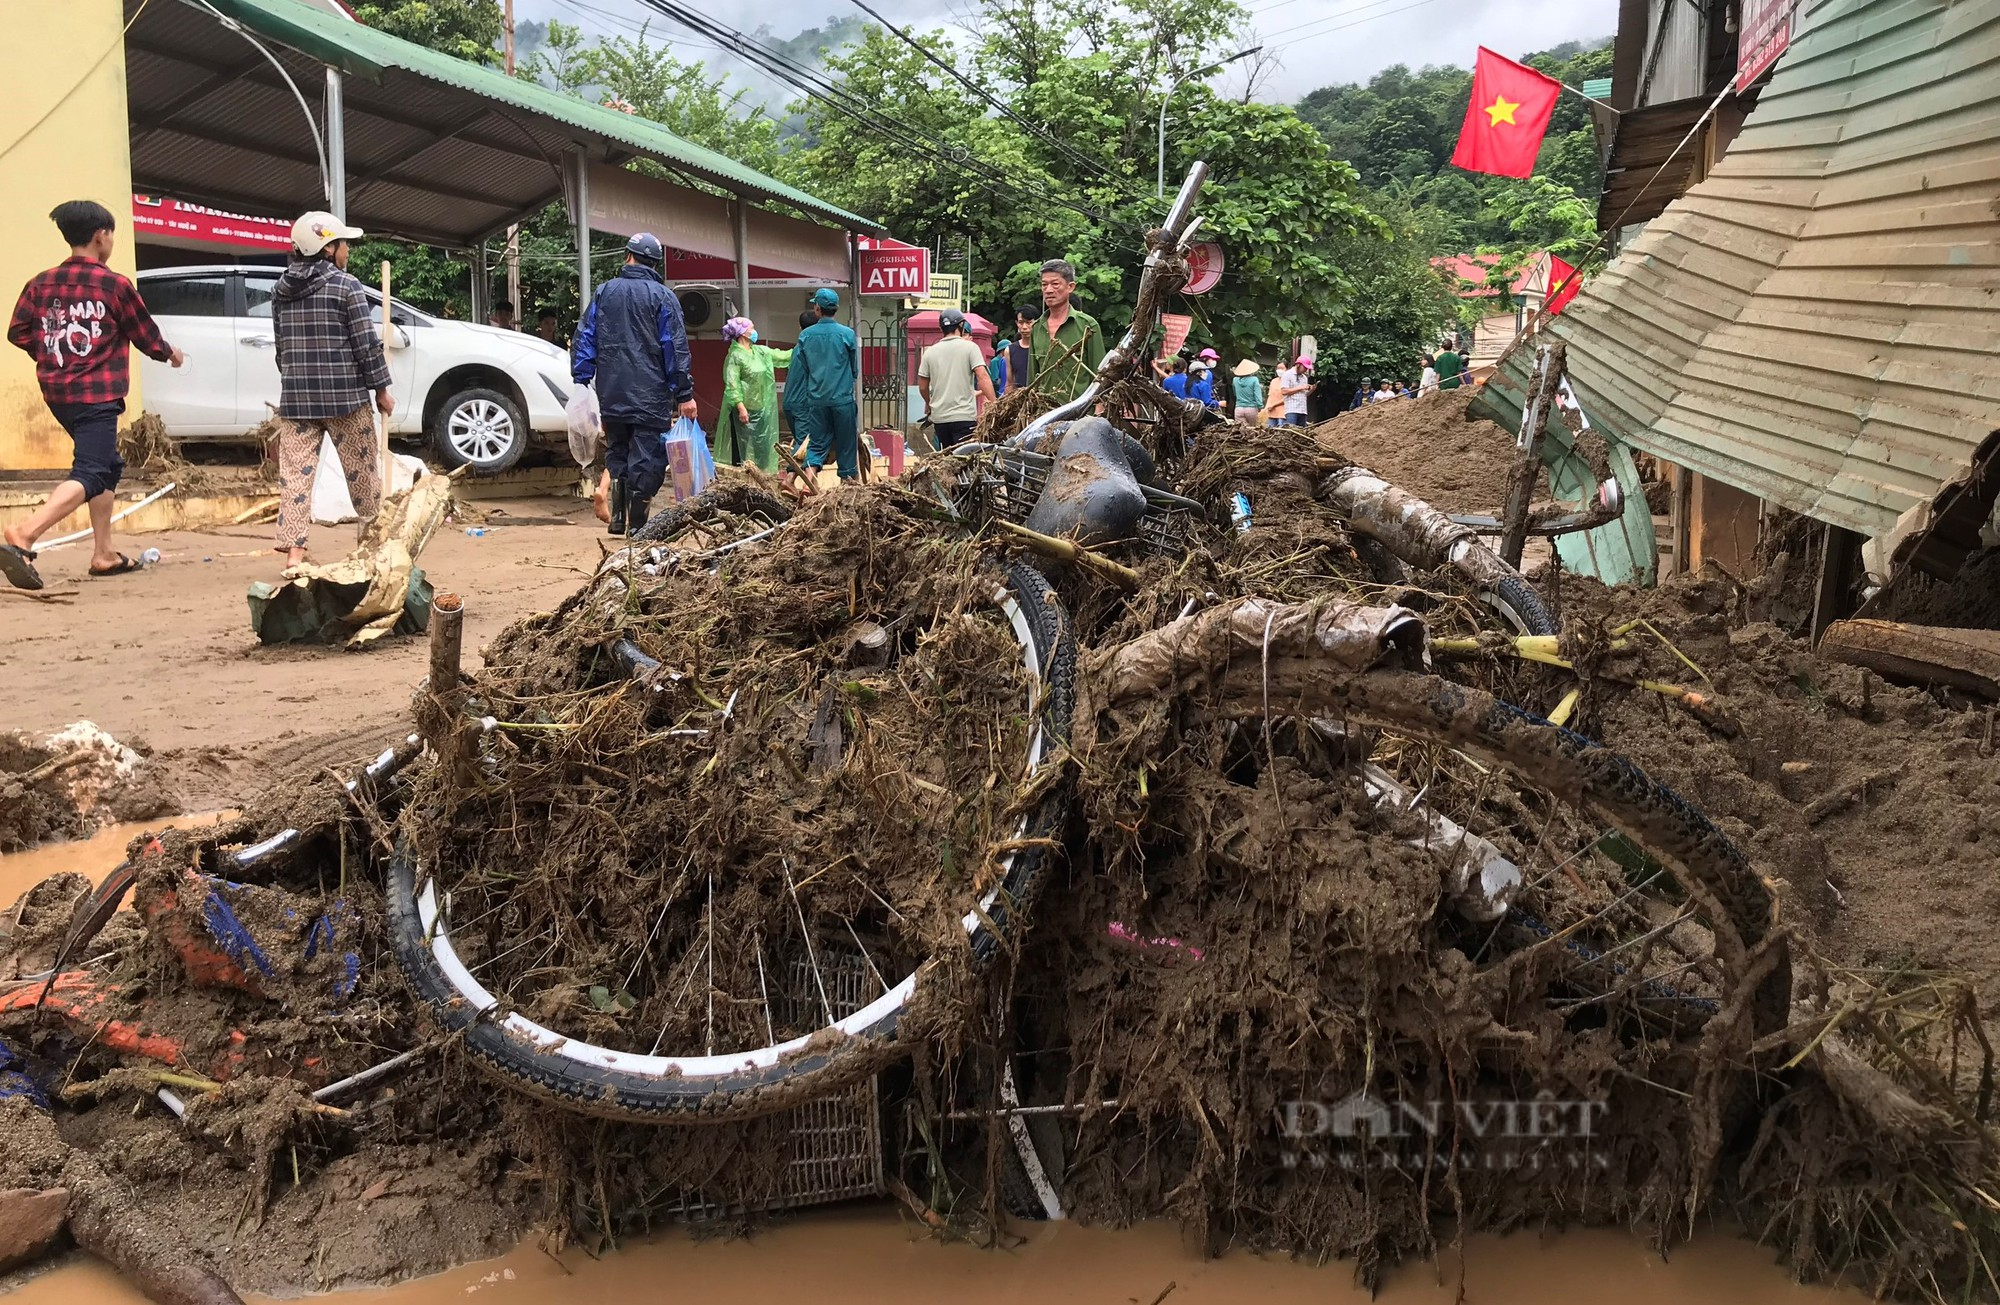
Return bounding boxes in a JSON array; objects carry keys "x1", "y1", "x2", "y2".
[{"x1": 3, "y1": 200, "x2": 183, "y2": 589}]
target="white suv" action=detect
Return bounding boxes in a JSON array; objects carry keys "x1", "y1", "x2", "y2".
[{"x1": 135, "y1": 266, "x2": 573, "y2": 473}]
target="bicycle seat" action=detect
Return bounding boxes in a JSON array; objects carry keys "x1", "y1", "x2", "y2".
[{"x1": 1023, "y1": 417, "x2": 1149, "y2": 546}]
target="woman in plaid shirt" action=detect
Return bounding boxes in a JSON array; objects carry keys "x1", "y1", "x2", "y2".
[
  {"x1": 270, "y1": 211, "x2": 396, "y2": 566},
  {"x1": 3, "y1": 200, "x2": 184, "y2": 590}
]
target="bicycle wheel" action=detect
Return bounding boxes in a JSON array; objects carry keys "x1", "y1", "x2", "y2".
[
  {"x1": 1199, "y1": 665, "x2": 1788, "y2": 1035},
  {"x1": 387, "y1": 559, "x2": 1075, "y2": 1121}
]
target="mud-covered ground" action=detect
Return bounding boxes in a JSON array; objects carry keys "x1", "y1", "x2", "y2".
[
  {"x1": 2, "y1": 496, "x2": 604, "y2": 819},
  {"x1": 1310, "y1": 388, "x2": 1544, "y2": 515},
  {"x1": 4, "y1": 448, "x2": 1997, "y2": 1301}
]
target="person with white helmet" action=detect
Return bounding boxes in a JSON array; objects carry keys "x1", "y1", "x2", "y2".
[
  {"x1": 571, "y1": 232, "x2": 697, "y2": 533},
  {"x1": 915, "y1": 307, "x2": 994, "y2": 450},
  {"x1": 270, "y1": 210, "x2": 394, "y2": 567}
]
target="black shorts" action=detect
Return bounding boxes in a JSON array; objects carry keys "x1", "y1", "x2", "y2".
[
  {"x1": 49, "y1": 400, "x2": 126, "y2": 500},
  {"x1": 933, "y1": 419, "x2": 977, "y2": 449}
]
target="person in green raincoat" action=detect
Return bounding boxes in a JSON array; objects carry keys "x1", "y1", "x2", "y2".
[{"x1": 717, "y1": 316, "x2": 793, "y2": 472}]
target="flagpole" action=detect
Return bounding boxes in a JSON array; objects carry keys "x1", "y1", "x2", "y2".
[{"x1": 1558, "y1": 81, "x2": 1620, "y2": 115}]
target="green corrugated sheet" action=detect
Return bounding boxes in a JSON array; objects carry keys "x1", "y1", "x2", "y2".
[
  {"x1": 1471, "y1": 359, "x2": 1659, "y2": 587},
  {"x1": 1580, "y1": 77, "x2": 1614, "y2": 100},
  {"x1": 195, "y1": 0, "x2": 881, "y2": 233},
  {"x1": 1515, "y1": 0, "x2": 2000, "y2": 540}
]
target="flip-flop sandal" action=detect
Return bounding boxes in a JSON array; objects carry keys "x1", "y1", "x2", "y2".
[
  {"x1": 0, "y1": 544, "x2": 42, "y2": 591},
  {"x1": 88, "y1": 553, "x2": 145, "y2": 578}
]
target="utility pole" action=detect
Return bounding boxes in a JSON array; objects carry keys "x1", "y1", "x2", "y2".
[{"x1": 503, "y1": 0, "x2": 521, "y2": 326}]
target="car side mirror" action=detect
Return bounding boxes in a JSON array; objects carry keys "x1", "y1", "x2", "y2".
[{"x1": 388, "y1": 325, "x2": 412, "y2": 350}]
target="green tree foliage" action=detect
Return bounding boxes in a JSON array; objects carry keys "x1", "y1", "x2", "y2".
[
  {"x1": 352, "y1": 0, "x2": 503, "y2": 64},
  {"x1": 778, "y1": 0, "x2": 1385, "y2": 361},
  {"x1": 527, "y1": 20, "x2": 782, "y2": 172}
]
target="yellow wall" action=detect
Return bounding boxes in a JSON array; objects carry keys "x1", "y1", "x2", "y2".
[{"x1": 0, "y1": 0, "x2": 138, "y2": 475}]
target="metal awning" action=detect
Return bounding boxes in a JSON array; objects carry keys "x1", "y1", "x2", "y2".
[
  {"x1": 1595, "y1": 95, "x2": 1708, "y2": 231},
  {"x1": 124, "y1": 0, "x2": 881, "y2": 250}
]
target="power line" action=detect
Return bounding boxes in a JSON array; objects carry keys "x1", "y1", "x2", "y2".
[
  {"x1": 840, "y1": 0, "x2": 1120, "y2": 184},
  {"x1": 1259, "y1": 0, "x2": 1448, "y2": 44},
  {"x1": 627, "y1": 0, "x2": 1122, "y2": 225}
]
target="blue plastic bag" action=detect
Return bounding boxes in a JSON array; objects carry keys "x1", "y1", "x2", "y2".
[{"x1": 663, "y1": 416, "x2": 716, "y2": 502}]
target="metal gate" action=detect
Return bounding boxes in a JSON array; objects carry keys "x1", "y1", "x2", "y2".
[{"x1": 859, "y1": 314, "x2": 908, "y2": 435}]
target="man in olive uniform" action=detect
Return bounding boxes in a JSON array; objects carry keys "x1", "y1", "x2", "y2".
[{"x1": 1027, "y1": 258, "x2": 1103, "y2": 404}]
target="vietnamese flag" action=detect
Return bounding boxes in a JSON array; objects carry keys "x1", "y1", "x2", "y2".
[
  {"x1": 1545, "y1": 254, "x2": 1583, "y2": 315},
  {"x1": 1450, "y1": 48, "x2": 1562, "y2": 179}
]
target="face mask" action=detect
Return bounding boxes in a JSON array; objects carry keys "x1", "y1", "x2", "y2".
[{"x1": 749, "y1": 330, "x2": 758, "y2": 344}]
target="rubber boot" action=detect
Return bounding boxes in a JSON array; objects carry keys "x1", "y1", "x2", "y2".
[
  {"x1": 625, "y1": 494, "x2": 653, "y2": 537},
  {"x1": 607, "y1": 479, "x2": 628, "y2": 535}
]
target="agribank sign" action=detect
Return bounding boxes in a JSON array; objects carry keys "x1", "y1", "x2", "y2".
[{"x1": 858, "y1": 246, "x2": 930, "y2": 297}]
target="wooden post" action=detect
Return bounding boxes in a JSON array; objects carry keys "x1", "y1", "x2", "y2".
[
  {"x1": 379, "y1": 259, "x2": 394, "y2": 492},
  {"x1": 1810, "y1": 524, "x2": 1863, "y2": 644},
  {"x1": 429, "y1": 592, "x2": 464, "y2": 699},
  {"x1": 1499, "y1": 342, "x2": 1562, "y2": 569}
]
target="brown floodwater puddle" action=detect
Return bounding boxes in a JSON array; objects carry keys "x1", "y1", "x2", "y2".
[
  {"x1": 3, "y1": 1210, "x2": 1870, "y2": 1305},
  {"x1": 0, "y1": 813, "x2": 234, "y2": 906}
]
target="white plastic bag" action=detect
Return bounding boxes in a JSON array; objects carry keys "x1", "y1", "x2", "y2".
[
  {"x1": 566, "y1": 383, "x2": 602, "y2": 466},
  {"x1": 311, "y1": 434, "x2": 424, "y2": 524}
]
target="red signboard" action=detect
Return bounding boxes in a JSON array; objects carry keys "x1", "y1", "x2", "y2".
[
  {"x1": 1159, "y1": 313, "x2": 1193, "y2": 359},
  {"x1": 858, "y1": 246, "x2": 930, "y2": 297},
  {"x1": 1183, "y1": 242, "x2": 1224, "y2": 295},
  {"x1": 1737, "y1": 0, "x2": 1798, "y2": 91},
  {"x1": 132, "y1": 194, "x2": 293, "y2": 250}
]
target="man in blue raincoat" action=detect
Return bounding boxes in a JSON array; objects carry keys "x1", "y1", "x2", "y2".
[{"x1": 572, "y1": 232, "x2": 697, "y2": 533}]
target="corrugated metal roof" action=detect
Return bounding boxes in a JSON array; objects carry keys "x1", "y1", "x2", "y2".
[
  {"x1": 1596, "y1": 95, "x2": 1709, "y2": 230},
  {"x1": 1486, "y1": 0, "x2": 2000, "y2": 540},
  {"x1": 142, "y1": 0, "x2": 878, "y2": 237}
]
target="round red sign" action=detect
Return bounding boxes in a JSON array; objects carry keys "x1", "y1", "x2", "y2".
[{"x1": 1184, "y1": 242, "x2": 1224, "y2": 295}]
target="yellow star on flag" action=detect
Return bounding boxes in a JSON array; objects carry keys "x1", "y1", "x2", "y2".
[{"x1": 1484, "y1": 95, "x2": 1520, "y2": 127}]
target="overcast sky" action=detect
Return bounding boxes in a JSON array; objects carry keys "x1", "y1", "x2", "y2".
[{"x1": 518, "y1": 0, "x2": 1616, "y2": 104}]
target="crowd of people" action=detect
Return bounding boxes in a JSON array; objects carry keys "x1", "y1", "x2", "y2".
[{"x1": 1, "y1": 199, "x2": 1486, "y2": 594}]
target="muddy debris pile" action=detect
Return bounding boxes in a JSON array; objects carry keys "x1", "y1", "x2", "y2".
[
  {"x1": 1, "y1": 433, "x2": 1996, "y2": 1304},
  {"x1": 0, "y1": 722, "x2": 181, "y2": 853}
]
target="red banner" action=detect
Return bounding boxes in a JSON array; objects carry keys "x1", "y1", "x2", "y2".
[
  {"x1": 132, "y1": 194, "x2": 292, "y2": 250},
  {"x1": 1737, "y1": 0, "x2": 1798, "y2": 91},
  {"x1": 857, "y1": 246, "x2": 930, "y2": 297},
  {"x1": 1159, "y1": 313, "x2": 1193, "y2": 359}
]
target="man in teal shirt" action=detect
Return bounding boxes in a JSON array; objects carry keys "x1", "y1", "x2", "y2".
[{"x1": 786, "y1": 287, "x2": 862, "y2": 481}]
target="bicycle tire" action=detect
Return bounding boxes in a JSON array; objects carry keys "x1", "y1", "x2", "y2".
[
  {"x1": 630, "y1": 484, "x2": 794, "y2": 544},
  {"x1": 1484, "y1": 573, "x2": 1558, "y2": 637},
  {"x1": 386, "y1": 561, "x2": 1076, "y2": 1121}
]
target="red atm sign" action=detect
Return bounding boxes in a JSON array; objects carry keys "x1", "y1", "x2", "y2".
[{"x1": 859, "y1": 246, "x2": 930, "y2": 297}]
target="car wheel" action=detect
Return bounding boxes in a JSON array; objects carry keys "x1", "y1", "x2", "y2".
[{"x1": 431, "y1": 387, "x2": 527, "y2": 474}]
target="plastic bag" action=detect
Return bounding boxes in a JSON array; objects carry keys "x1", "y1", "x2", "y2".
[
  {"x1": 662, "y1": 415, "x2": 715, "y2": 502},
  {"x1": 311, "y1": 433, "x2": 424, "y2": 524},
  {"x1": 566, "y1": 383, "x2": 601, "y2": 466}
]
